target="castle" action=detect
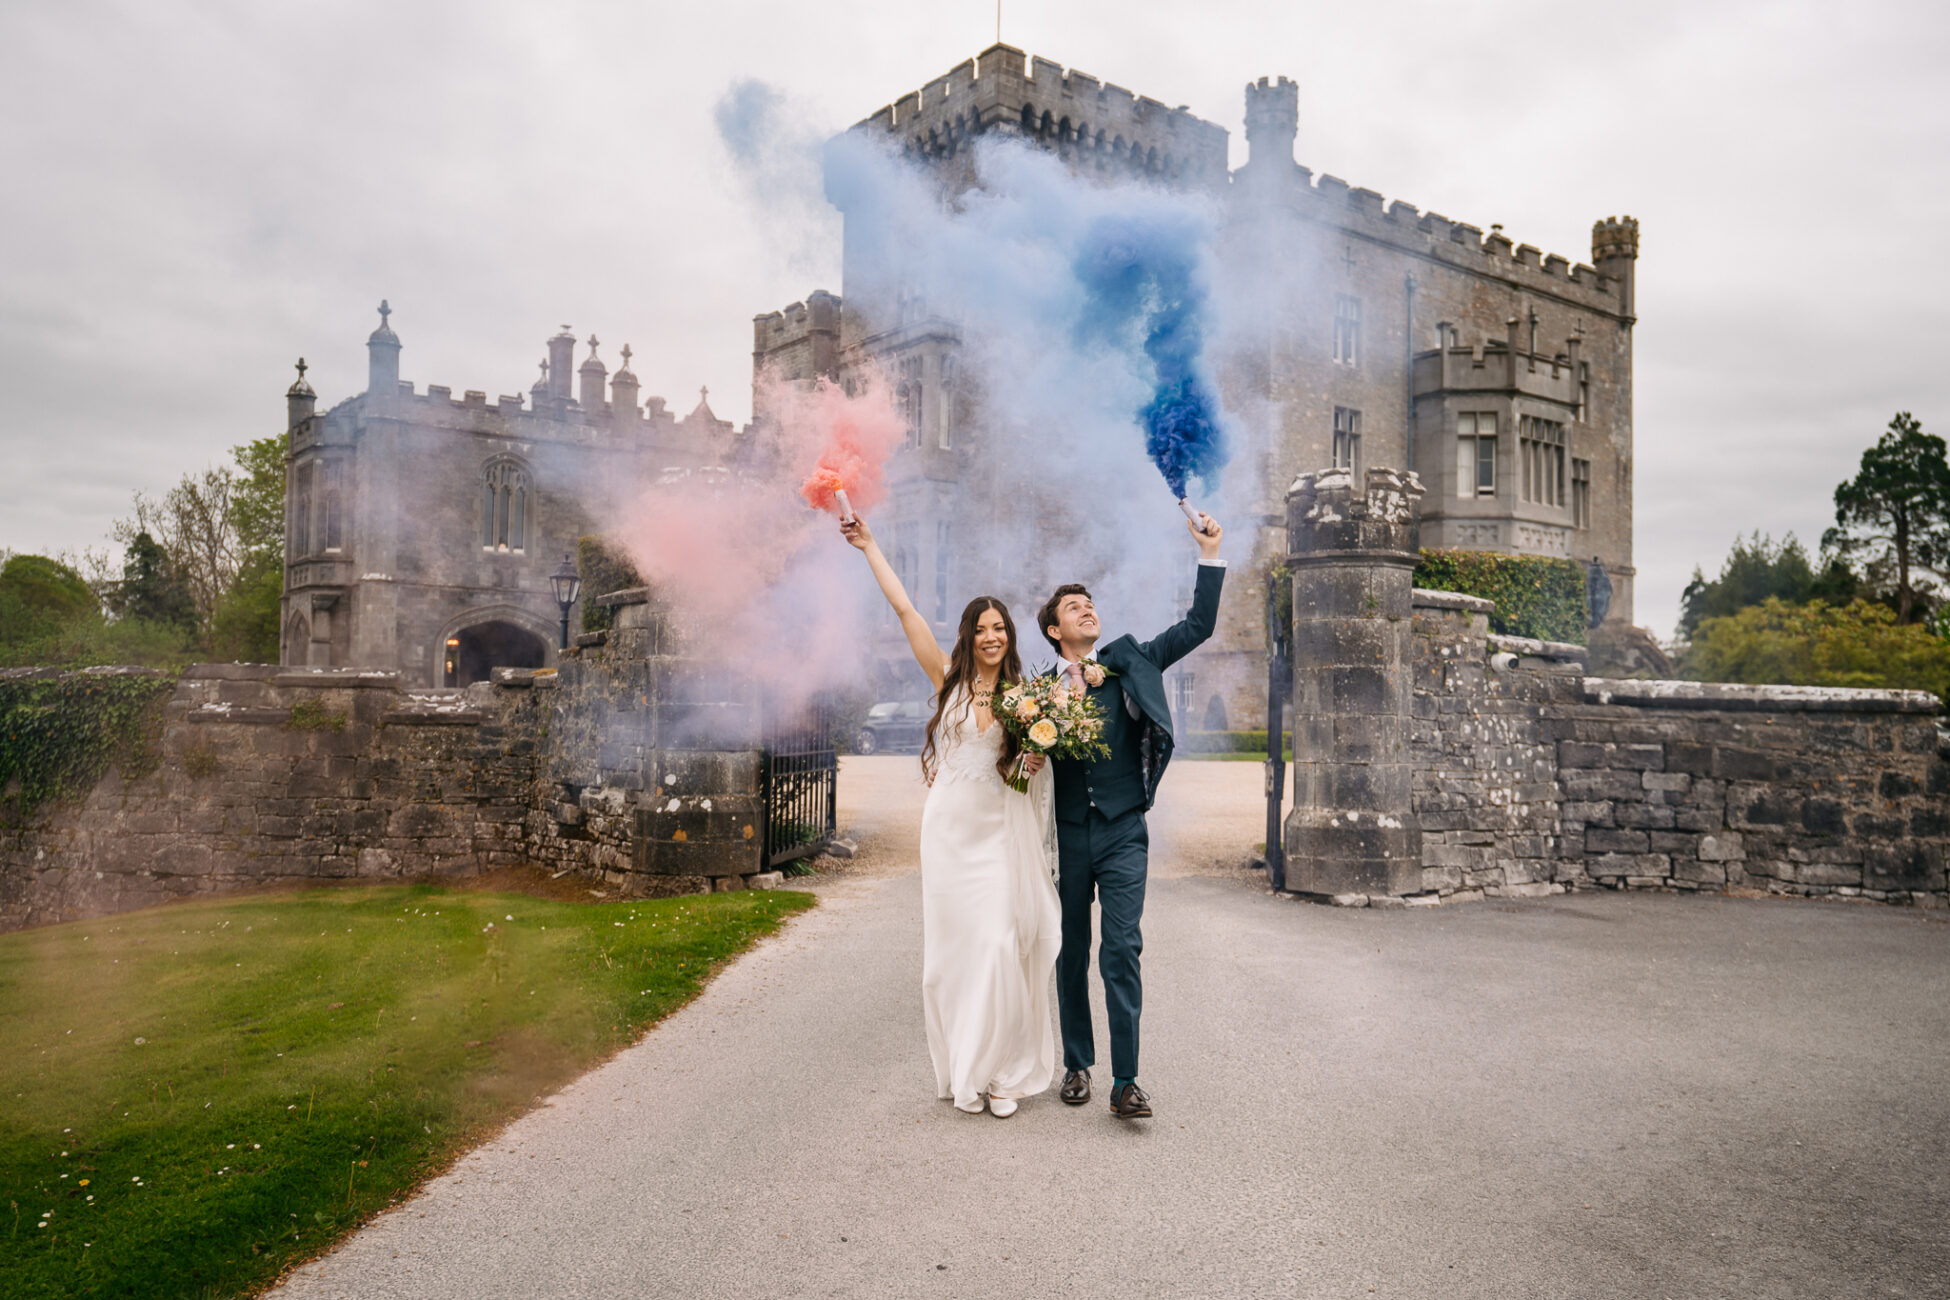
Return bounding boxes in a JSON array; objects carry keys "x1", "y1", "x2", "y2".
[
  {"x1": 279, "y1": 305, "x2": 736, "y2": 684},
  {"x1": 753, "y1": 45, "x2": 1637, "y2": 727},
  {"x1": 286, "y1": 46, "x2": 1638, "y2": 719}
]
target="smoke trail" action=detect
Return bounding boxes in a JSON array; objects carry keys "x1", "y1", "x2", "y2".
[
  {"x1": 1074, "y1": 215, "x2": 1231, "y2": 500},
  {"x1": 787, "y1": 372, "x2": 905, "y2": 517}
]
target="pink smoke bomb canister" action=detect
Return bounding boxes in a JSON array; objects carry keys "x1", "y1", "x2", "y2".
[{"x1": 834, "y1": 486, "x2": 856, "y2": 525}]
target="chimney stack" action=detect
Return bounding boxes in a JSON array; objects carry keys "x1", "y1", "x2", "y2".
[
  {"x1": 547, "y1": 326, "x2": 577, "y2": 403},
  {"x1": 610, "y1": 343, "x2": 640, "y2": 421}
]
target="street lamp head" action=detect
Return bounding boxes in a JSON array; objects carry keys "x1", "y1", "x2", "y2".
[{"x1": 550, "y1": 552, "x2": 582, "y2": 610}]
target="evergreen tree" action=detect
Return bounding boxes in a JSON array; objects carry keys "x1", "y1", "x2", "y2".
[
  {"x1": 114, "y1": 531, "x2": 198, "y2": 634},
  {"x1": 1677, "y1": 533, "x2": 1857, "y2": 640},
  {"x1": 1821, "y1": 412, "x2": 1950, "y2": 623}
]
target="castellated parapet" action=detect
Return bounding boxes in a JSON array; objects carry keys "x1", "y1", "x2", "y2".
[
  {"x1": 853, "y1": 43, "x2": 1229, "y2": 189},
  {"x1": 752, "y1": 290, "x2": 842, "y2": 391},
  {"x1": 282, "y1": 305, "x2": 739, "y2": 688}
]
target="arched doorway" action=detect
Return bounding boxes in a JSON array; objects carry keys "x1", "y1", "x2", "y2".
[{"x1": 445, "y1": 620, "x2": 547, "y2": 687}]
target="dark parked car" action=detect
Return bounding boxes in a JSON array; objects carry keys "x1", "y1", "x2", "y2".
[{"x1": 855, "y1": 700, "x2": 928, "y2": 755}]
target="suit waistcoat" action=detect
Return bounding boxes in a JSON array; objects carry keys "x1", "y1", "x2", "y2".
[{"x1": 1053, "y1": 673, "x2": 1146, "y2": 825}]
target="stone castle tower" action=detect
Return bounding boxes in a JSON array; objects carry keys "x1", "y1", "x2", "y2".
[
  {"x1": 281, "y1": 304, "x2": 735, "y2": 686},
  {"x1": 753, "y1": 45, "x2": 1638, "y2": 728}
]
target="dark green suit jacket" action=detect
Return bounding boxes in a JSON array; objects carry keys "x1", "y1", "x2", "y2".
[{"x1": 1052, "y1": 563, "x2": 1224, "y2": 825}]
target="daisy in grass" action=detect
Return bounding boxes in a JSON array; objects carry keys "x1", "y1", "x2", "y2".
[{"x1": 995, "y1": 670, "x2": 1112, "y2": 793}]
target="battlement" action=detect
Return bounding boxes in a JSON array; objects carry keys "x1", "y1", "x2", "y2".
[
  {"x1": 1591, "y1": 215, "x2": 1640, "y2": 262},
  {"x1": 752, "y1": 289, "x2": 841, "y2": 351},
  {"x1": 1250, "y1": 167, "x2": 1630, "y2": 313},
  {"x1": 303, "y1": 309, "x2": 731, "y2": 451},
  {"x1": 853, "y1": 43, "x2": 1229, "y2": 189}
]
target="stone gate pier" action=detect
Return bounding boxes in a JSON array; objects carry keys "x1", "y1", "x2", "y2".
[
  {"x1": 1283, "y1": 467, "x2": 1426, "y2": 897},
  {"x1": 1279, "y1": 465, "x2": 1950, "y2": 906}
]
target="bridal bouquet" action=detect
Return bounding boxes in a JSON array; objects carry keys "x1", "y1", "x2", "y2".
[{"x1": 995, "y1": 671, "x2": 1112, "y2": 794}]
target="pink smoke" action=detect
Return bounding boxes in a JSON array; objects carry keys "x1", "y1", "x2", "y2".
[
  {"x1": 605, "y1": 365, "x2": 907, "y2": 704},
  {"x1": 787, "y1": 374, "x2": 904, "y2": 517}
]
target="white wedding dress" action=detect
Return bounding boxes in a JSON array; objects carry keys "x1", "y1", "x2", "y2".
[{"x1": 919, "y1": 687, "x2": 1062, "y2": 1112}]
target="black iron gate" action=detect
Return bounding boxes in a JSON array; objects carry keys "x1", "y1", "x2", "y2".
[{"x1": 760, "y1": 698, "x2": 838, "y2": 867}]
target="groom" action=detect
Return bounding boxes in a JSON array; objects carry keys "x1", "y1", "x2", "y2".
[{"x1": 1039, "y1": 514, "x2": 1224, "y2": 1119}]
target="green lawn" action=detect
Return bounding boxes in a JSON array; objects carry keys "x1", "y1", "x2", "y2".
[{"x1": 0, "y1": 883, "x2": 816, "y2": 1300}]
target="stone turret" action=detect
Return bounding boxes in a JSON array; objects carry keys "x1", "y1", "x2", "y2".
[
  {"x1": 1283, "y1": 467, "x2": 1427, "y2": 898},
  {"x1": 366, "y1": 300, "x2": 400, "y2": 394},
  {"x1": 1243, "y1": 75, "x2": 1298, "y2": 167},
  {"x1": 1592, "y1": 215, "x2": 1639, "y2": 321},
  {"x1": 578, "y1": 335, "x2": 607, "y2": 411},
  {"x1": 286, "y1": 356, "x2": 316, "y2": 430},
  {"x1": 610, "y1": 343, "x2": 640, "y2": 419}
]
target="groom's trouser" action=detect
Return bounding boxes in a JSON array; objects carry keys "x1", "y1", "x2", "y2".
[{"x1": 1055, "y1": 806, "x2": 1149, "y2": 1080}]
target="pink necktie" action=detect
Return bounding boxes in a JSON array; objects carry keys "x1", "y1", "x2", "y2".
[{"x1": 1068, "y1": 662, "x2": 1086, "y2": 693}]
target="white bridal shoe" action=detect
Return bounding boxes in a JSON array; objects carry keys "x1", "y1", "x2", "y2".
[{"x1": 988, "y1": 1095, "x2": 1018, "y2": 1118}]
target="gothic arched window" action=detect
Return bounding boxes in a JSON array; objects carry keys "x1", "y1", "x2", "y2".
[{"x1": 481, "y1": 458, "x2": 530, "y2": 552}]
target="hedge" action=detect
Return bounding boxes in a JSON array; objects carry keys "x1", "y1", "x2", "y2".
[
  {"x1": 1413, "y1": 549, "x2": 1588, "y2": 644},
  {"x1": 1179, "y1": 729, "x2": 1268, "y2": 753},
  {"x1": 576, "y1": 535, "x2": 647, "y2": 634}
]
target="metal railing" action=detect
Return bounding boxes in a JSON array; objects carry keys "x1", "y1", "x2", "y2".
[{"x1": 760, "y1": 698, "x2": 838, "y2": 867}]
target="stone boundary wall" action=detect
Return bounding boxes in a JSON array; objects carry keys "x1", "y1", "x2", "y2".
[
  {"x1": 1, "y1": 595, "x2": 776, "y2": 932},
  {"x1": 1, "y1": 664, "x2": 539, "y2": 932},
  {"x1": 1402, "y1": 591, "x2": 1950, "y2": 908}
]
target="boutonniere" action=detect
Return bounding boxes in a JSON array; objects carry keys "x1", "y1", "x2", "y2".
[{"x1": 1080, "y1": 658, "x2": 1114, "y2": 687}]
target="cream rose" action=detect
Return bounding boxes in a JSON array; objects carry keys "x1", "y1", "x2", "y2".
[
  {"x1": 1082, "y1": 662, "x2": 1106, "y2": 687},
  {"x1": 1015, "y1": 699, "x2": 1040, "y2": 721},
  {"x1": 1028, "y1": 719, "x2": 1059, "y2": 748}
]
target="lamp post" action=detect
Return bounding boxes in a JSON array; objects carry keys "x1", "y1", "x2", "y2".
[{"x1": 549, "y1": 552, "x2": 582, "y2": 650}]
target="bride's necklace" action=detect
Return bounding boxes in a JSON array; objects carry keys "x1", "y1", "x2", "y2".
[{"x1": 969, "y1": 676, "x2": 998, "y2": 709}]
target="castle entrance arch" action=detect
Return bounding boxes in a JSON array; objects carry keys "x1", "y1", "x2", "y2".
[{"x1": 437, "y1": 607, "x2": 554, "y2": 687}]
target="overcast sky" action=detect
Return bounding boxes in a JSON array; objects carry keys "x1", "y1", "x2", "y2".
[{"x1": 2, "y1": 0, "x2": 1945, "y2": 637}]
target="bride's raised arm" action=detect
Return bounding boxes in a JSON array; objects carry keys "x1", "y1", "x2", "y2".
[{"x1": 840, "y1": 515, "x2": 947, "y2": 690}]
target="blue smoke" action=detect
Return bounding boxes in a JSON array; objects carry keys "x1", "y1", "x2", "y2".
[{"x1": 1074, "y1": 215, "x2": 1230, "y2": 500}]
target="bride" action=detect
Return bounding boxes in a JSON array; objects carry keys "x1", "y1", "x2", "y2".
[{"x1": 842, "y1": 514, "x2": 1061, "y2": 1117}]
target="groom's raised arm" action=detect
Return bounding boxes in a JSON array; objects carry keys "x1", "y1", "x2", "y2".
[{"x1": 1133, "y1": 516, "x2": 1226, "y2": 671}]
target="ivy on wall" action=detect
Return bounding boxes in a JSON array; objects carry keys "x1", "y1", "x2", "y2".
[
  {"x1": 0, "y1": 671, "x2": 178, "y2": 823},
  {"x1": 576, "y1": 536, "x2": 647, "y2": 635},
  {"x1": 1414, "y1": 549, "x2": 1589, "y2": 644}
]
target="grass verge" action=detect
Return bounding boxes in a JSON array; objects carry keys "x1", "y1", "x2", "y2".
[{"x1": 0, "y1": 883, "x2": 815, "y2": 1299}]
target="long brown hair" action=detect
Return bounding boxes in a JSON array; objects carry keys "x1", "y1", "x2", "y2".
[{"x1": 920, "y1": 596, "x2": 1025, "y2": 785}]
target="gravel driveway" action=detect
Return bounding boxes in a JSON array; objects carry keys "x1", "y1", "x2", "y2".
[{"x1": 273, "y1": 757, "x2": 1950, "y2": 1298}]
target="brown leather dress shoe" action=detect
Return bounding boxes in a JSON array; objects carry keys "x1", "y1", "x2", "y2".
[
  {"x1": 1108, "y1": 1080, "x2": 1152, "y2": 1119},
  {"x1": 1060, "y1": 1069, "x2": 1091, "y2": 1105}
]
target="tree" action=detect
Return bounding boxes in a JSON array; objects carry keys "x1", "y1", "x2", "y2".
[
  {"x1": 1822, "y1": 412, "x2": 1950, "y2": 623},
  {"x1": 0, "y1": 554, "x2": 96, "y2": 624},
  {"x1": 206, "y1": 436, "x2": 286, "y2": 662},
  {"x1": 1685, "y1": 597, "x2": 1950, "y2": 698},
  {"x1": 109, "y1": 437, "x2": 286, "y2": 658},
  {"x1": 113, "y1": 465, "x2": 240, "y2": 632},
  {"x1": 1677, "y1": 532, "x2": 1857, "y2": 640},
  {"x1": 112, "y1": 531, "x2": 198, "y2": 634}
]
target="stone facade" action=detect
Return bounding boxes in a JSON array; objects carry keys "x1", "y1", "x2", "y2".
[
  {"x1": 754, "y1": 45, "x2": 1639, "y2": 728},
  {"x1": 1284, "y1": 470, "x2": 1950, "y2": 908},
  {"x1": 283, "y1": 306, "x2": 737, "y2": 687},
  {"x1": 0, "y1": 598, "x2": 781, "y2": 933}
]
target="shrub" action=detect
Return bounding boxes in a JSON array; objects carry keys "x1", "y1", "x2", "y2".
[
  {"x1": 1414, "y1": 549, "x2": 1588, "y2": 644},
  {"x1": 577, "y1": 535, "x2": 647, "y2": 634},
  {"x1": 1683, "y1": 597, "x2": 1950, "y2": 698}
]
